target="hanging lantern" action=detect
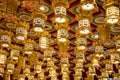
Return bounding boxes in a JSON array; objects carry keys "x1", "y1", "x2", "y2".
[
  {"x1": 43, "y1": 48, "x2": 53, "y2": 61},
  {"x1": 34, "y1": 62, "x2": 42, "y2": 73},
  {"x1": 105, "y1": 61, "x2": 113, "y2": 73},
  {"x1": 74, "y1": 70, "x2": 82, "y2": 79},
  {"x1": 55, "y1": 23, "x2": 69, "y2": 43},
  {"x1": 95, "y1": 45, "x2": 104, "y2": 57},
  {"x1": 103, "y1": 0, "x2": 119, "y2": 24},
  {"x1": 0, "y1": 49, "x2": 8, "y2": 64},
  {"x1": 61, "y1": 57, "x2": 69, "y2": 67},
  {"x1": 23, "y1": 65, "x2": 31, "y2": 76},
  {"x1": 39, "y1": 31, "x2": 50, "y2": 49},
  {"x1": 91, "y1": 57, "x2": 100, "y2": 67},
  {"x1": 0, "y1": 65, "x2": 5, "y2": 77},
  {"x1": 6, "y1": 59, "x2": 15, "y2": 73},
  {"x1": 52, "y1": 0, "x2": 69, "y2": 23},
  {"x1": 23, "y1": 39, "x2": 35, "y2": 55},
  {"x1": 75, "y1": 62, "x2": 83, "y2": 71},
  {"x1": 49, "y1": 69, "x2": 57, "y2": 77},
  {"x1": 61, "y1": 65, "x2": 69, "y2": 74},
  {"x1": 10, "y1": 45, "x2": 21, "y2": 60},
  {"x1": 75, "y1": 10, "x2": 92, "y2": 35},
  {"x1": 76, "y1": 37, "x2": 87, "y2": 50},
  {"x1": 109, "y1": 49, "x2": 120, "y2": 64},
  {"x1": 32, "y1": 10, "x2": 47, "y2": 32},
  {"x1": 38, "y1": 70, "x2": 44, "y2": 80},
  {"x1": 16, "y1": 21, "x2": 29, "y2": 41},
  {"x1": 0, "y1": 30, "x2": 13, "y2": 48},
  {"x1": 78, "y1": 19, "x2": 91, "y2": 34},
  {"x1": 47, "y1": 60, "x2": 55, "y2": 70},
  {"x1": 74, "y1": 49, "x2": 85, "y2": 62},
  {"x1": 101, "y1": 70, "x2": 109, "y2": 80},
  {"x1": 88, "y1": 66, "x2": 96, "y2": 75}
]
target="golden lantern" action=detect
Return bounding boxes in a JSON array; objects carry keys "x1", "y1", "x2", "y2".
[
  {"x1": 55, "y1": 23, "x2": 69, "y2": 43},
  {"x1": 92, "y1": 41, "x2": 104, "y2": 57},
  {"x1": 103, "y1": 0, "x2": 119, "y2": 24},
  {"x1": 90, "y1": 55, "x2": 100, "y2": 68},
  {"x1": 39, "y1": 31, "x2": 50, "y2": 49},
  {"x1": 6, "y1": 58, "x2": 15, "y2": 73},
  {"x1": 75, "y1": 33, "x2": 87, "y2": 50},
  {"x1": 47, "y1": 59, "x2": 55, "y2": 70},
  {"x1": 32, "y1": 10, "x2": 47, "y2": 32},
  {"x1": 0, "y1": 49, "x2": 8, "y2": 64},
  {"x1": 78, "y1": 19, "x2": 91, "y2": 34},
  {"x1": 75, "y1": 62, "x2": 83, "y2": 71},
  {"x1": 74, "y1": 48, "x2": 86, "y2": 62},
  {"x1": 49, "y1": 69, "x2": 57, "y2": 77},
  {"x1": 88, "y1": 66, "x2": 96, "y2": 75},
  {"x1": 0, "y1": 30, "x2": 13, "y2": 48},
  {"x1": 104, "y1": 60, "x2": 113, "y2": 73},
  {"x1": 9, "y1": 45, "x2": 21, "y2": 60},
  {"x1": 74, "y1": 69, "x2": 82, "y2": 79},
  {"x1": 16, "y1": 21, "x2": 29, "y2": 41},
  {"x1": 80, "y1": 0, "x2": 97, "y2": 11},
  {"x1": 109, "y1": 49, "x2": 120, "y2": 64},
  {"x1": 75, "y1": 11, "x2": 92, "y2": 35},
  {"x1": 43, "y1": 47, "x2": 53, "y2": 61},
  {"x1": 0, "y1": 65, "x2": 5, "y2": 77},
  {"x1": 23, "y1": 65, "x2": 31, "y2": 76},
  {"x1": 37, "y1": 70, "x2": 45, "y2": 80},
  {"x1": 101, "y1": 69, "x2": 109, "y2": 80},
  {"x1": 23, "y1": 39, "x2": 35, "y2": 55},
  {"x1": 34, "y1": 61, "x2": 42, "y2": 73},
  {"x1": 52, "y1": 0, "x2": 69, "y2": 23}
]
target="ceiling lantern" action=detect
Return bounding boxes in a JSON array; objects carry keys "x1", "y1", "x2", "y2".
[
  {"x1": 0, "y1": 65, "x2": 5, "y2": 77},
  {"x1": 93, "y1": 41, "x2": 104, "y2": 57},
  {"x1": 34, "y1": 62, "x2": 42, "y2": 73},
  {"x1": 6, "y1": 58, "x2": 15, "y2": 73},
  {"x1": 101, "y1": 69, "x2": 109, "y2": 80},
  {"x1": 104, "y1": 60, "x2": 113, "y2": 73},
  {"x1": 80, "y1": 0, "x2": 97, "y2": 11},
  {"x1": 39, "y1": 31, "x2": 50, "y2": 49},
  {"x1": 9, "y1": 45, "x2": 21, "y2": 60},
  {"x1": 16, "y1": 22, "x2": 29, "y2": 41},
  {"x1": 55, "y1": 23, "x2": 69, "y2": 43},
  {"x1": 103, "y1": 0, "x2": 119, "y2": 24},
  {"x1": 109, "y1": 49, "x2": 120, "y2": 64},
  {"x1": 0, "y1": 30, "x2": 13, "y2": 48},
  {"x1": 52, "y1": 0, "x2": 69, "y2": 23},
  {"x1": 23, "y1": 39, "x2": 35, "y2": 55},
  {"x1": 75, "y1": 11, "x2": 92, "y2": 35},
  {"x1": 75, "y1": 34, "x2": 87, "y2": 51},
  {"x1": 32, "y1": 10, "x2": 47, "y2": 32},
  {"x1": 0, "y1": 49, "x2": 8, "y2": 65}
]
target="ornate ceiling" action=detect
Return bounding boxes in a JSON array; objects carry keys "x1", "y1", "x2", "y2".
[{"x1": 0, "y1": 0, "x2": 120, "y2": 80}]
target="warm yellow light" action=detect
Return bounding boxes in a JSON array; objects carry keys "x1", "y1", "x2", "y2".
[
  {"x1": 55, "y1": 17, "x2": 66, "y2": 23},
  {"x1": 82, "y1": 3, "x2": 95, "y2": 11}
]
